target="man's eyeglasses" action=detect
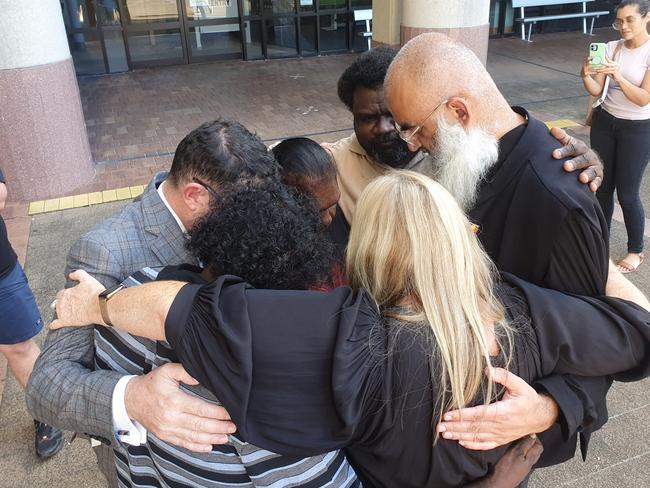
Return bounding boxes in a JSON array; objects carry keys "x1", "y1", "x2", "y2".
[
  {"x1": 393, "y1": 99, "x2": 448, "y2": 144},
  {"x1": 192, "y1": 177, "x2": 219, "y2": 199},
  {"x1": 612, "y1": 16, "x2": 643, "y2": 30}
]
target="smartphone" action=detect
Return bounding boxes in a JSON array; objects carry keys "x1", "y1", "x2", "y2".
[{"x1": 589, "y1": 43, "x2": 608, "y2": 68}]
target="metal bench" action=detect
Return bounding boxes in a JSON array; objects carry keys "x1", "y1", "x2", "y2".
[
  {"x1": 354, "y1": 9, "x2": 373, "y2": 50},
  {"x1": 513, "y1": 0, "x2": 609, "y2": 42}
]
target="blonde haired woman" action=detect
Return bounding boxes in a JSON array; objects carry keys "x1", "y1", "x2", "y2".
[
  {"x1": 52, "y1": 172, "x2": 650, "y2": 487},
  {"x1": 347, "y1": 171, "x2": 509, "y2": 424}
]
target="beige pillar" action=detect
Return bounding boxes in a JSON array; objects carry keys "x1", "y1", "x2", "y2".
[
  {"x1": 0, "y1": 0, "x2": 94, "y2": 201},
  {"x1": 371, "y1": 0, "x2": 403, "y2": 47},
  {"x1": 372, "y1": 1, "x2": 490, "y2": 65}
]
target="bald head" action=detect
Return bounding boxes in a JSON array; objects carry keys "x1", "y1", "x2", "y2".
[
  {"x1": 385, "y1": 33, "x2": 517, "y2": 136},
  {"x1": 384, "y1": 34, "x2": 527, "y2": 211}
]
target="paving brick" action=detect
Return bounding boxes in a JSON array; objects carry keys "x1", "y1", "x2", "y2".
[
  {"x1": 115, "y1": 187, "x2": 132, "y2": 200},
  {"x1": 43, "y1": 198, "x2": 59, "y2": 212},
  {"x1": 88, "y1": 192, "x2": 103, "y2": 205},
  {"x1": 59, "y1": 196, "x2": 74, "y2": 210},
  {"x1": 28, "y1": 201, "x2": 44, "y2": 215},
  {"x1": 73, "y1": 194, "x2": 89, "y2": 208},
  {"x1": 102, "y1": 189, "x2": 117, "y2": 202},
  {"x1": 76, "y1": 55, "x2": 359, "y2": 179}
]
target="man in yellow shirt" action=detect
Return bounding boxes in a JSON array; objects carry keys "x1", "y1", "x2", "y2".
[{"x1": 326, "y1": 47, "x2": 433, "y2": 223}]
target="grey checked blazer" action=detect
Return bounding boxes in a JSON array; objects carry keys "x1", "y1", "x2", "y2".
[{"x1": 26, "y1": 172, "x2": 195, "y2": 443}]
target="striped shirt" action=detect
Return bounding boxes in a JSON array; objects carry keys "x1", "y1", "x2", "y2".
[{"x1": 95, "y1": 267, "x2": 360, "y2": 488}]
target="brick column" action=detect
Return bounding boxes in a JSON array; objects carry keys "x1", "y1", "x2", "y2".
[
  {"x1": 0, "y1": 0, "x2": 94, "y2": 201},
  {"x1": 400, "y1": 0, "x2": 490, "y2": 65}
]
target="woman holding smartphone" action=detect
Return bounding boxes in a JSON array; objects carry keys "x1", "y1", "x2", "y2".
[{"x1": 581, "y1": 0, "x2": 650, "y2": 273}]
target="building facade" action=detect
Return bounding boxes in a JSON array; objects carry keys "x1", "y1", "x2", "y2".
[
  {"x1": 62, "y1": 0, "x2": 372, "y2": 75},
  {"x1": 61, "y1": 0, "x2": 623, "y2": 76},
  {"x1": 6, "y1": 0, "x2": 624, "y2": 200}
]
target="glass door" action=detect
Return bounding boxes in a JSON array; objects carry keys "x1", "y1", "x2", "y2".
[
  {"x1": 119, "y1": 0, "x2": 188, "y2": 67},
  {"x1": 182, "y1": 0, "x2": 244, "y2": 62},
  {"x1": 489, "y1": 0, "x2": 516, "y2": 37},
  {"x1": 63, "y1": 0, "x2": 371, "y2": 74},
  {"x1": 62, "y1": 0, "x2": 129, "y2": 75}
]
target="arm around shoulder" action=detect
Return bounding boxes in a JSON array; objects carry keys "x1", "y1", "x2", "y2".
[{"x1": 26, "y1": 236, "x2": 126, "y2": 441}]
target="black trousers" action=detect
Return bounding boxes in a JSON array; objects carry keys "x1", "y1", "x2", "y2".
[{"x1": 590, "y1": 108, "x2": 650, "y2": 253}]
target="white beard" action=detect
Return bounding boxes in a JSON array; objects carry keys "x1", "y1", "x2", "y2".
[{"x1": 427, "y1": 115, "x2": 499, "y2": 212}]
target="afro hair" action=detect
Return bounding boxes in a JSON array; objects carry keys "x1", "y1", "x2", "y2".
[
  {"x1": 187, "y1": 182, "x2": 336, "y2": 290},
  {"x1": 337, "y1": 46, "x2": 399, "y2": 111}
]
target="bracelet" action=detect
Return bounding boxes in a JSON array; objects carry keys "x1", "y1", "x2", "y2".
[{"x1": 98, "y1": 284, "x2": 125, "y2": 327}]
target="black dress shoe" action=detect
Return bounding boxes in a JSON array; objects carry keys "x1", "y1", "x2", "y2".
[{"x1": 34, "y1": 420, "x2": 64, "y2": 459}]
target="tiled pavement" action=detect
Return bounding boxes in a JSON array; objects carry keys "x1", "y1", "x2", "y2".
[
  {"x1": 80, "y1": 55, "x2": 357, "y2": 165},
  {"x1": 2, "y1": 27, "x2": 650, "y2": 487}
]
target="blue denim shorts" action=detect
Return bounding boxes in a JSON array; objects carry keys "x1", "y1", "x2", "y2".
[{"x1": 0, "y1": 262, "x2": 43, "y2": 344}]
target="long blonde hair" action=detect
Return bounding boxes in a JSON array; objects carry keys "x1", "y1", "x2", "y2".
[{"x1": 346, "y1": 171, "x2": 510, "y2": 435}]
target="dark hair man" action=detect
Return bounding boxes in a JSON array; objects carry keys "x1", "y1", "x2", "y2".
[{"x1": 26, "y1": 120, "x2": 276, "y2": 487}]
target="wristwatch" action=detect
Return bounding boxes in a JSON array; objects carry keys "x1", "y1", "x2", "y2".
[{"x1": 98, "y1": 284, "x2": 125, "y2": 327}]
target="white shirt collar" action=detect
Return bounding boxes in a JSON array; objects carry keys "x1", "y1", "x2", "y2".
[{"x1": 157, "y1": 179, "x2": 187, "y2": 234}]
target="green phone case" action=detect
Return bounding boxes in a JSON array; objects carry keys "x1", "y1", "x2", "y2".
[{"x1": 589, "y1": 43, "x2": 608, "y2": 67}]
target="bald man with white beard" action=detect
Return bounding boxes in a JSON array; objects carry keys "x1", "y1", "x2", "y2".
[{"x1": 385, "y1": 33, "x2": 650, "y2": 471}]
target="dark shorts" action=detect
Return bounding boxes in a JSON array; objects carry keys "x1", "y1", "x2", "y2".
[{"x1": 0, "y1": 262, "x2": 43, "y2": 345}]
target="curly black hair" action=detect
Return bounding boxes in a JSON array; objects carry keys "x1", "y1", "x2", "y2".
[
  {"x1": 187, "y1": 182, "x2": 335, "y2": 290},
  {"x1": 337, "y1": 46, "x2": 399, "y2": 111}
]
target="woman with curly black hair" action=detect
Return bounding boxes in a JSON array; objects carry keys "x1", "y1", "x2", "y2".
[{"x1": 185, "y1": 181, "x2": 335, "y2": 290}]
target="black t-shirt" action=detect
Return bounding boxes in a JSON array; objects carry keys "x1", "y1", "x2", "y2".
[
  {"x1": 468, "y1": 108, "x2": 611, "y2": 465},
  {"x1": 0, "y1": 169, "x2": 17, "y2": 279},
  {"x1": 163, "y1": 274, "x2": 650, "y2": 488},
  {"x1": 470, "y1": 109, "x2": 608, "y2": 296}
]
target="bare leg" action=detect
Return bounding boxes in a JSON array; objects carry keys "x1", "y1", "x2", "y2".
[{"x1": 0, "y1": 339, "x2": 40, "y2": 389}]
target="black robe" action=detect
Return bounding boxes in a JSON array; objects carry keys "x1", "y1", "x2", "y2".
[
  {"x1": 469, "y1": 108, "x2": 610, "y2": 465},
  {"x1": 163, "y1": 274, "x2": 650, "y2": 488}
]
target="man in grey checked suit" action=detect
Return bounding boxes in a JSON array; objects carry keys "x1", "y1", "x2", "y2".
[{"x1": 26, "y1": 120, "x2": 276, "y2": 485}]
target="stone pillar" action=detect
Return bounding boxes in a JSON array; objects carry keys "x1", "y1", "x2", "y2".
[
  {"x1": 400, "y1": 0, "x2": 490, "y2": 65},
  {"x1": 371, "y1": 0, "x2": 403, "y2": 48},
  {"x1": 0, "y1": 0, "x2": 94, "y2": 201}
]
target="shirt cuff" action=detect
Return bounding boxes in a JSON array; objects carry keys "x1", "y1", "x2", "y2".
[
  {"x1": 533, "y1": 375, "x2": 577, "y2": 441},
  {"x1": 112, "y1": 375, "x2": 148, "y2": 446}
]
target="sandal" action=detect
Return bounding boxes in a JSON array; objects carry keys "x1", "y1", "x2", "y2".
[{"x1": 617, "y1": 253, "x2": 645, "y2": 274}]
